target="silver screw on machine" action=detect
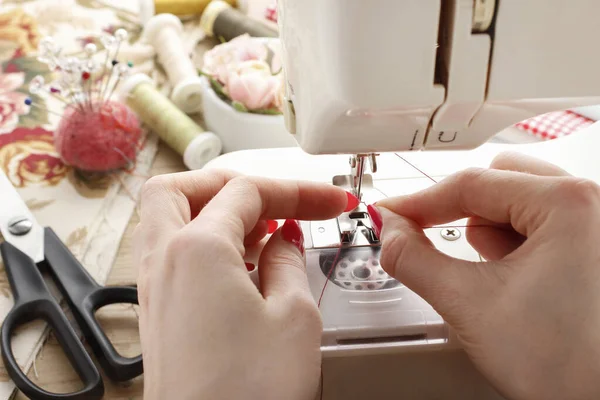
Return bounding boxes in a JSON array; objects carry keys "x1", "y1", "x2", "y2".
[{"x1": 441, "y1": 228, "x2": 461, "y2": 241}]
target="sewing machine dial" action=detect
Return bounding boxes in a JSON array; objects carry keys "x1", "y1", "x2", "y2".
[{"x1": 319, "y1": 246, "x2": 401, "y2": 291}]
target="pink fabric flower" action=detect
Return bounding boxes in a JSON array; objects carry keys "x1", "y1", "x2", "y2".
[
  {"x1": 227, "y1": 60, "x2": 280, "y2": 110},
  {"x1": 0, "y1": 69, "x2": 27, "y2": 132},
  {"x1": 203, "y1": 34, "x2": 268, "y2": 86}
]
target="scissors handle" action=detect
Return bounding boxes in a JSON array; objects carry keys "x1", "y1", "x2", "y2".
[
  {"x1": 0, "y1": 242, "x2": 104, "y2": 400},
  {"x1": 43, "y1": 228, "x2": 143, "y2": 382}
]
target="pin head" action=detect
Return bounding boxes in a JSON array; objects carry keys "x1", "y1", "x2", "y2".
[
  {"x1": 82, "y1": 71, "x2": 91, "y2": 80},
  {"x1": 38, "y1": 37, "x2": 55, "y2": 50},
  {"x1": 24, "y1": 98, "x2": 32, "y2": 106},
  {"x1": 84, "y1": 43, "x2": 97, "y2": 56},
  {"x1": 116, "y1": 64, "x2": 130, "y2": 77},
  {"x1": 100, "y1": 34, "x2": 117, "y2": 50},
  {"x1": 29, "y1": 75, "x2": 45, "y2": 94},
  {"x1": 115, "y1": 29, "x2": 128, "y2": 41}
]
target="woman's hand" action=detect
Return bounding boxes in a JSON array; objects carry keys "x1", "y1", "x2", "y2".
[
  {"x1": 133, "y1": 170, "x2": 350, "y2": 400},
  {"x1": 374, "y1": 153, "x2": 600, "y2": 400}
]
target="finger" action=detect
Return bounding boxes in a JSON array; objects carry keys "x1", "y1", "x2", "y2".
[
  {"x1": 475, "y1": 152, "x2": 567, "y2": 257},
  {"x1": 376, "y1": 168, "x2": 557, "y2": 237},
  {"x1": 139, "y1": 169, "x2": 239, "y2": 234},
  {"x1": 244, "y1": 220, "x2": 279, "y2": 246},
  {"x1": 466, "y1": 217, "x2": 526, "y2": 261},
  {"x1": 490, "y1": 152, "x2": 570, "y2": 176},
  {"x1": 193, "y1": 176, "x2": 347, "y2": 251},
  {"x1": 245, "y1": 220, "x2": 269, "y2": 246},
  {"x1": 450, "y1": 153, "x2": 564, "y2": 260},
  {"x1": 258, "y1": 219, "x2": 311, "y2": 302},
  {"x1": 376, "y1": 206, "x2": 500, "y2": 321}
]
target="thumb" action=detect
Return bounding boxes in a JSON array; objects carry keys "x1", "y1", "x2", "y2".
[
  {"x1": 372, "y1": 205, "x2": 499, "y2": 322},
  {"x1": 258, "y1": 219, "x2": 312, "y2": 303}
]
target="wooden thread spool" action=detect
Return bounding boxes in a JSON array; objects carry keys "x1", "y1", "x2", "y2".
[
  {"x1": 200, "y1": 0, "x2": 278, "y2": 41},
  {"x1": 142, "y1": 14, "x2": 204, "y2": 114},
  {"x1": 118, "y1": 73, "x2": 222, "y2": 170}
]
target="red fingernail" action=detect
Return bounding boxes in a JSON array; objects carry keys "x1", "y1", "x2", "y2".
[
  {"x1": 267, "y1": 220, "x2": 279, "y2": 234},
  {"x1": 345, "y1": 191, "x2": 360, "y2": 212},
  {"x1": 246, "y1": 262, "x2": 256, "y2": 272},
  {"x1": 367, "y1": 204, "x2": 383, "y2": 238},
  {"x1": 281, "y1": 219, "x2": 304, "y2": 254}
]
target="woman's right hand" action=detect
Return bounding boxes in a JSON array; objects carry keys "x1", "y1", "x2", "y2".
[{"x1": 372, "y1": 152, "x2": 600, "y2": 400}]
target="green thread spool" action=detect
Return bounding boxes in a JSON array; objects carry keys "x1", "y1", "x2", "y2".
[
  {"x1": 200, "y1": 0, "x2": 278, "y2": 41},
  {"x1": 118, "y1": 74, "x2": 222, "y2": 170}
]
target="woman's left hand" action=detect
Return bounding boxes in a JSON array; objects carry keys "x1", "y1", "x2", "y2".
[{"x1": 133, "y1": 169, "x2": 350, "y2": 400}]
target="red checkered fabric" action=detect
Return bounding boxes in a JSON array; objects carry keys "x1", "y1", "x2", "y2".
[
  {"x1": 515, "y1": 110, "x2": 594, "y2": 140},
  {"x1": 265, "y1": 2, "x2": 277, "y2": 22}
]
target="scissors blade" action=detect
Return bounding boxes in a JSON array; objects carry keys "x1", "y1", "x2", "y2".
[{"x1": 0, "y1": 170, "x2": 44, "y2": 263}]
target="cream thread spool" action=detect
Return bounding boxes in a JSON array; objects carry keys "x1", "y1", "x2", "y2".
[
  {"x1": 118, "y1": 73, "x2": 222, "y2": 170},
  {"x1": 142, "y1": 14, "x2": 204, "y2": 114},
  {"x1": 139, "y1": 0, "x2": 239, "y2": 24}
]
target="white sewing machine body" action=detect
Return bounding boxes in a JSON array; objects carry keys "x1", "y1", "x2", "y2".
[
  {"x1": 208, "y1": 0, "x2": 600, "y2": 398},
  {"x1": 278, "y1": 0, "x2": 600, "y2": 154}
]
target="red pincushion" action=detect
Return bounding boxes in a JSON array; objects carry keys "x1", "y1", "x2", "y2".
[{"x1": 54, "y1": 101, "x2": 142, "y2": 172}]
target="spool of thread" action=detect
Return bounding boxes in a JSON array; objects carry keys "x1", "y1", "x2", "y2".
[
  {"x1": 118, "y1": 73, "x2": 222, "y2": 170},
  {"x1": 142, "y1": 14, "x2": 205, "y2": 114},
  {"x1": 138, "y1": 0, "x2": 239, "y2": 24},
  {"x1": 200, "y1": 0, "x2": 278, "y2": 41}
]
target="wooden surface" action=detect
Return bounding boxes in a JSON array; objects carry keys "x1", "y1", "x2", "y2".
[{"x1": 15, "y1": 143, "x2": 186, "y2": 399}]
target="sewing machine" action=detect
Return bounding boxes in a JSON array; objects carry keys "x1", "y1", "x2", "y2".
[{"x1": 205, "y1": 1, "x2": 600, "y2": 398}]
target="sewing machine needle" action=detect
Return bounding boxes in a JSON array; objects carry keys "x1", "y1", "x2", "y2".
[{"x1": 356, "y1": 156, "x2": 365, "y2": 201}]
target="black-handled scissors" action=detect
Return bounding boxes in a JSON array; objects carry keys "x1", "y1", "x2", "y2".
[{"x1": 0, "y1": 170, "x2": 143, "y2": 399}]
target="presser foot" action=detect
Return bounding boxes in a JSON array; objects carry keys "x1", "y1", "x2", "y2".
[
  {"x1": 308, "y1": 160, "x2": 384, "y2": 250},
  {"x1": 333, "y1": 174, "x2": 380, "y2": 247},
  {"x1": 306, "y1": 164, "x2": 399, "y2": 291},
  {"x1": 337, "y1": 204, "x2": 379, "y2": 246}
]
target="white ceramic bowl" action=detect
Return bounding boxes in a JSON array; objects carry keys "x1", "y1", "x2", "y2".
[{"x1": 200, "y1": 76, "x2": 298, "y2": 154}]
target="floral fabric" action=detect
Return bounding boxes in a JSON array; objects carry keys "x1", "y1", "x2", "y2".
[{"x1": 0, "y1": 1, "x2": 160, "y2": 397}]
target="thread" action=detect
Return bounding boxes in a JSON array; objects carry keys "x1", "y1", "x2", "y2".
[
  {"x1": 142, "y1": 14, "x2": 205, "y2": 114},
  {"x1": 200, "y1": 0, "x2": 278, "y2": 42},
  {"x1": 394, "y1": 154, "x2": 439, "y2": 184},
  {"x1": 319, "y1": 369, "x2": 324, "y2": 400},
  {"x1": 139, "y1": 0, "x2": 238, "y2": 23},
  {"x1": 317, "y1": 245, "x2": 343, "y2": 308},
  {"x1": 118, "y1": 73, "x2": 222, "y2": 170}
]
